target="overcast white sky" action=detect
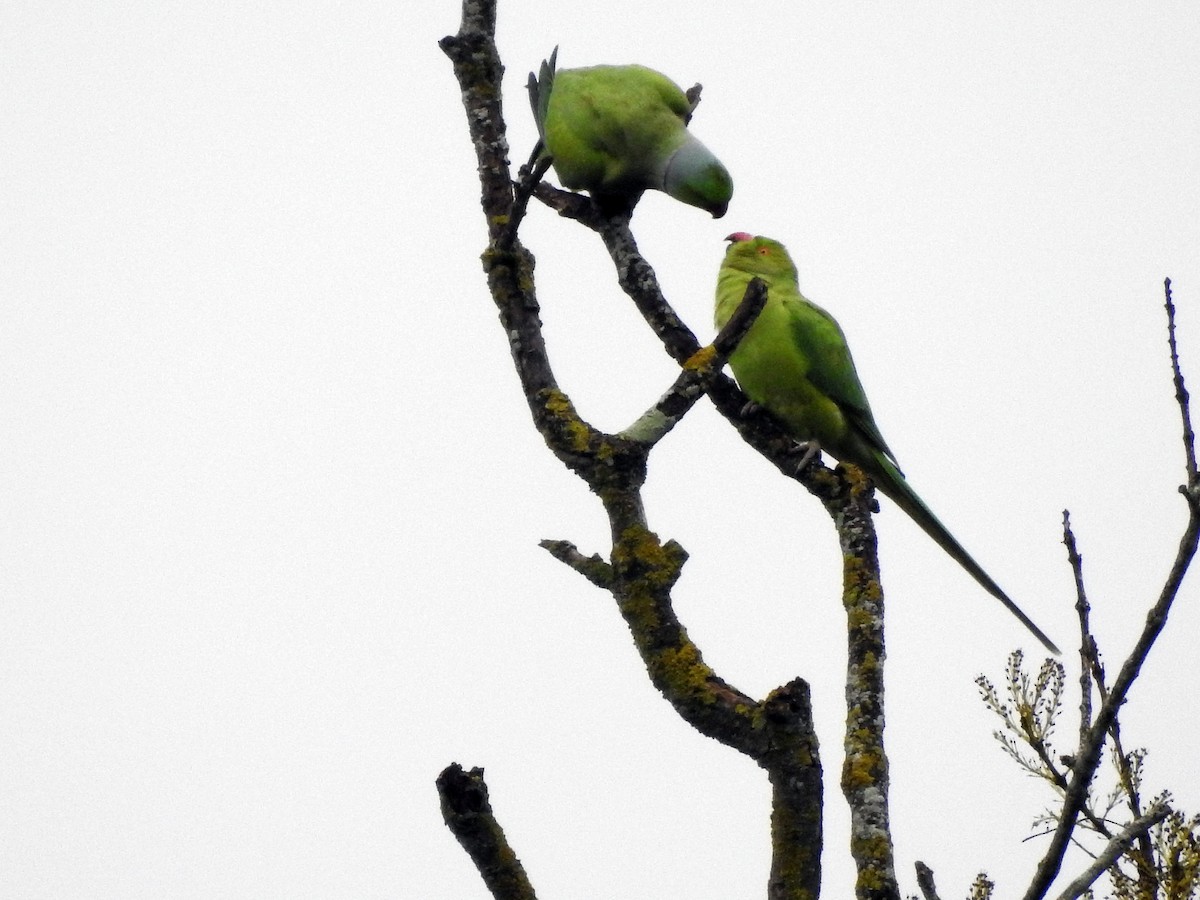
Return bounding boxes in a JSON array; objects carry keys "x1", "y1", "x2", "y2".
[{"x1": 4, "y1": 2, "x2": 1200, "y2": 898}]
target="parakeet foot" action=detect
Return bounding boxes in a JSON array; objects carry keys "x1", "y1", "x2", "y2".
[
  {"x1": 501, "y1": 155, "x2": 553, "y2": 248},
  {"x1": 739, "y1": 398, "x2": 762, "y2": 418},
  {"x1": 514, "y1": 154, "x2": 552, "y2": 197},
  {"x1": 520, "y1": 139, "x2": 545, "y2": 176},
  {"x1": 593, "y1": 191, "x2": 640, "y2": 219},
  {"x1": 788, "y1": 440, "x2": 822, "y2": 474}
]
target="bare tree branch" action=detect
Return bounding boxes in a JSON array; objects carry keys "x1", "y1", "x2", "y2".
[
  {"x1": 437, "y1": 764, "x2": 538, "y2": 900},
  {"x1": 914, "y1": 861, "x2": 943, "y2": 900},
  {"x1": 1052, "y1": 803, "x2": 1171, "y2": 900},
  {"x1": 443, "y1": 9, "x2": 825, "y2": 897},
  {"x1": 619, "y1": 279, "x2": 768, "y2": 446},
  {"x1": 1166, "y1": 278, "x2": 1198, "y2": 482},
  {"x1": 1023, "y1": 279, "x2": 1200, "y2": 900},
  {"x1": 597, "y1": 470, "x2": 824, "y2": 900},
  {"x1": 762, "y1": 678, "x2": 824, "y2": 898},
  {"x1": 839, "y1": 465, "x2": 899, "y2": 900},
  {"x1": 538, "y1": 540, "x2": 614, "y2": 589},
  {"x1": 1061, "y1": 512, "x2": 1094, "y2": 745},
  {"x1": 439, "y1": 1, "x2": 511, "y2": 246}
]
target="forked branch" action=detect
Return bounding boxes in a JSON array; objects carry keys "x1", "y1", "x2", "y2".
[{"x1": 1017, "y1": 279, "x2": 1199, "y2": 900}]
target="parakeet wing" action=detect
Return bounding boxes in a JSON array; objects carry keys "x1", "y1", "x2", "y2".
[{"x1": 782, "y1": 294, "x2": 900, "y2": 467}]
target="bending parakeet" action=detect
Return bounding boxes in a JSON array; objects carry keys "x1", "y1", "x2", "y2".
[
  {"x1": 527, "y1": 49, "x2": 733, "y2": 217},
  {"x1": 716, "y1": 233, "x2": 1059, "y2": 654}
]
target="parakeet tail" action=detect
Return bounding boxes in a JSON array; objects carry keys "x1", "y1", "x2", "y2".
[
  {"x1": 526, "y1": 46, "x2": 558, "y2": 142},
  {"x1": 870, "y1": 455, "x2": 1061, "y2": 655}
]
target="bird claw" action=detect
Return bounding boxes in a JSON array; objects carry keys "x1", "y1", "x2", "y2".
[
  {"x1": 739, "y1": 398, "x2": 761, "y2": 418},
  {"x1": 789, "y1": 440, "x2": 821, "y2": 475},
  {"x1": 515, "y1": 151, "x2": 551, "y2": 194}
]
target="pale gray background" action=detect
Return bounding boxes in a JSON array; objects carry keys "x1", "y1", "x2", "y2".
[{"x1": 3, "y1": 2, "x2": 1199, "y2": 897}]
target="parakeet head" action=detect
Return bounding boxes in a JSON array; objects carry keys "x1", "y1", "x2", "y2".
[
  {"x1": 721, "y1": 233, "x2": 798, "y2": 282},
  {"x1": 662, "y1": 137, "x2": 733, "y2": 218}
]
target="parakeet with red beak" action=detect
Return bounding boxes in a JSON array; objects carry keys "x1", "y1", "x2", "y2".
[{"x1": 716, "y1": 232, "x2": 1058, "y2": 653}]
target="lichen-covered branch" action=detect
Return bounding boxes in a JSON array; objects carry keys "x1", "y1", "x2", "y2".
[
  {"x1": 437, "y1": 764, "x2": 538, "y2": 900},
  {"x1": 762, "y1": 679, "x2": 823, "y2": 900},
  {"x1": 443, "y1": 5, "x2": 823, "y2": 897},
  {"x1": 439, "y1": 0, "x2": 511, "y2": 245},
  {"x1": 837, "y1": 468, "x2": 899, "y2": 900},
  {"x1": 619, "y1": 279, "x2": 768, "y2": 446}
]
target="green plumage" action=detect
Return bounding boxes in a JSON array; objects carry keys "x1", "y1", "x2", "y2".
[
  {"x1": 527, "y1": 49, "x2": 732, "y2": 217},
  {"x1": 716, "y1": 234, "x2": 1059, "y2": 654}
]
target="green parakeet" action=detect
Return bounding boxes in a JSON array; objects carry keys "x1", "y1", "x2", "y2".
[
  {"x1": 527, "y1": 49, "x2": 733, "y2": 217},
  {"x1": 716, "y1": 233, "x2": 1059, "y2": 654}
]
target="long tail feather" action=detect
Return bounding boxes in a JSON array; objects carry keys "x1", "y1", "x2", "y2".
[
  {"x1": 526, "y1": 46, "x2": 557, "y2": 141},
  {"x1": 869, "y1": 455, "x2": 1060, "y2": 655}
]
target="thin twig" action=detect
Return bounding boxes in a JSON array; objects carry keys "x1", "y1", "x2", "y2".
[
  {"x1": 538, "y1": 539, "x2": 614, "y2": 589},
  {"x1": 1165, "y1": 278, "x2": 1198, "y2": 482},
  {"x1": 1062, "y1": 512, "x2": 1094, "y2": 747},
  {"x1": 1098, "y1": 679, "x2": 1157, "y2": 883},
  {"x1": 1052, "y1": 803, "x2": 1171, "y2": 900},
  {"x1": 1024, "y1": 280, "x2": 1200, "y2": 900}
]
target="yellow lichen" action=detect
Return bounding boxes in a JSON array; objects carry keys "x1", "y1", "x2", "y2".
[
  {"x1": 613, "y1": 525, "x2": 683, "y2": 586},
  {"x1": 770, "y1": 846, "x2": 820, "y2": 900},
  {"x1": 842, "y1": 463, "x2": 872, "y2": 498},
  {"x1": 855, "y1": 861, "x2": 890, "y2": 891},
  {"x1": 683, "y1": 345, "x2": 718, "y2": 372},
  {"x1": 541, "y1": 389, "x2": 591, "y2": 452},
  {"x1": 842, "y1": 747, "x2": 882, "y2": 789},
  {"x1": 656, "y1": 642, "x2": 717, "y2": 703},
  {"x1": 855, "y1": 652, "x2": 881, "y2": 676},
  {"x1": 842, "y1": 555, "x2": 884, "y2": 601}
]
